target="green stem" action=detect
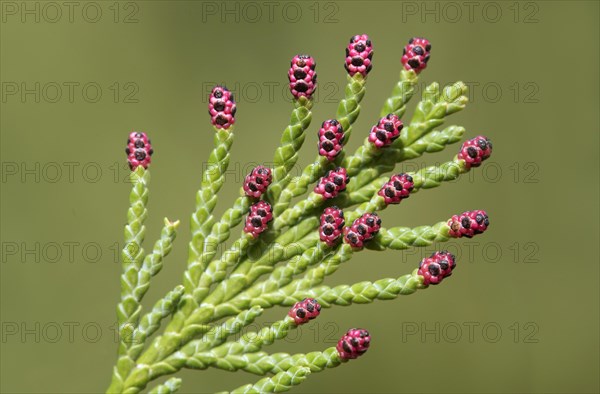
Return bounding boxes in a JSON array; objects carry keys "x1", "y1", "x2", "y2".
[
  {"x1": 398, "y1": 82, "x2": 468, "y2": 147},
  {"x1": 380, "y1": 69, "x2": 419, "y2": 118},
  {"x1": 267, "y1": 97, "x2": 313, "y2": 204},
  {"x1": 127, "y1": 308, "x2": 265, "y2": 387},
  {"x1": 273, "y1": 156, "x2": 330, "y2": 217},
  {"x1": 194, "y1": 217, "x2": 319, "y2": 315},
  {"x1": 189, "y1": 129, "x2": 235, "y2": 265},
  {"x1": 108, "y1": 60, "x2": 483, "y2": 394},
  {"x1": 148, "y1": 378, "x2": 182, "y2": 394},
  {"x1": 132, "y1": 218, "x2": 179, "y2": 307},
  {"x1": 237, "y1": 221, "x2": 449, "y2": 310},
  {"x1": 122, "y1": 220, "x2": 315, "y2": 392},
  {"x1": 283, "y1": 269, "x2": 427, "y2": 307},
  {"x1": 272, "y1": 193, "x2": 323, "y2": 231},
  {"x1": 344, "y1": 125, "x2": 466, "y2": 195},
  {"x1": 188, "y1": 347, "x2": 345, "y2": 384},
  {"x1": 119, "y1": 166, "x2": 461, "y2": 392},
  {"x1": 231, "y1": 242, "x2": 330, "y2": 309},
  {"x1": 272, "y1": 105, "x2": 467, "y2": 233},
  {"x1": 109, "y1": 167, "x2": 149, "y2": 394},
  {"x1": 128, "y1": 286, "x2": 184, "y2": 360},
  {"x1": 333, "y1": 74, "x2": 367, "y2": 166},
  {"x1": 176, "y1": 195, "x2": 251, "y2": 342},
  {"x1": 274, "y1": 74, "x2": 367, "y2": 216},
  {"x1": 193, "y1": 233, "x2": 254, "y2": 303},
  {"x1": 264, "y1": 244, "x2": 354, "y2": 303},
  {"x1": 184, "y1": 317, "x2": 297, "y2": 372},
  {"x1": 236, "y1": 347, "x2": 343, "y2": 376},
  {"x1": 185, "y1": 195, "x2": 252, "y2": 302},
  {"x1": 228, "y1": 366, "x2": 312, "y2": 394},
  {"x1": 339, "y1": 69, "x2": 421, "y2": 178},
  {"x1": 148, "y1": 317, "x2": 297, "y2": 381},
  {"x1": 117, "y1": 167, "x2": 150, "y2": 333},
  {"x1": 371, "y1": 221, "x2": 451, "y2": 251},
  {"x1": 218, "y1": 156, "x2": 470, "y2": 315},
  {"x1": 187, "y1": 306, "x2": 264, "y2": 355}
]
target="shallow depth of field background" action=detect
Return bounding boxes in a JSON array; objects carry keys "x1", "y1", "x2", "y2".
[{"x1": 1, "y1": 1, "x2": 598, "y2": 393}]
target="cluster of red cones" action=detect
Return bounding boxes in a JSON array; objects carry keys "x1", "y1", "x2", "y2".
[
  {"x1": 122, "y1": 34, "x2": 495, "y2": 369},
  {"x1": 287, "y1": 298, "x2": 370, "y2": 361}
]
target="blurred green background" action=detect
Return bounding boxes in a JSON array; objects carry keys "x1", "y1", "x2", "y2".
[{"x1": 1, "y1": 1, "x2": 598, "y2": 393}]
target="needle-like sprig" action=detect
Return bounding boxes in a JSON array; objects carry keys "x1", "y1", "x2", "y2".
[{"x1": 106, "y1": 35, "x2": 493, "y2": 394}]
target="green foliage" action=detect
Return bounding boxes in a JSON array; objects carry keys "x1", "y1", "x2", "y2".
[{"x1": 107, "y1": 44, "x2": 491, "y2": 394}]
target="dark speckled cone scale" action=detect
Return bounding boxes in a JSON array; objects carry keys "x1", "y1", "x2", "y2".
[
  {"x1": 457, "y1": 136, "x2": 492, "y2": 169},
  {"x1": 288, "y1": 55, "x2": 317, "y2": 99},
  {"x1": 345, "y1": 34, "x2": 373, "y2": 77},
  {"x1": 320, "y1": 207, "x2": 345, "y2": 246},
  {"x1": 448, "y1": 210, "x2": 489, "y2": 238},
  {"x1": 417, "y1": 251, "x2": 456, "y2": 285},
  {"x1": 127, "y1": 131, "x2": 153, "y2": 170},
  {"x1": 314, "y1": 168, "x2": 349, "y2": 199},
  {"x1": 337, "y1": 328, "x2": 371, "y2": 360},
  {"x1": 243, "y1": 166, "x2": 273, "y2": 198},
  {"x1": 209, "y1": 86, "x2": 236, "y2": 130},
  {"x1": 288, "y1": 298, "x2": 322, "y2": 324},
  {"x1": 244, "y1": 201, "x2": 273, "y2": 238},
  {"x1": 401, "y1": 37, "x2": 431, "y2": 74}
]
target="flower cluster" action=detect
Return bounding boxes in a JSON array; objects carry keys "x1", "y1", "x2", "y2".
[
  {"x1": 418, "y1": 251, "x2": 456, "y2": 285},
  {"x1": 126, "y1": 132, "x2": 153, "y2": 170},
  {"x1": 378, "y1": 173, "x2": 414, "y2": 205},
  {"x1": 457, "y1": 135, "x2": 493, "y2": 169},
  {"x1": 243, "y1": 166, "x2": 272, "y2": 198},
  {"x1": 288, "y1": 55, "x2": 317, "y2": 99},
  {"x1": 318, "y1": 119, "x2": 345, "y2": 161},
  {"x1": 448, "y1": 210, "x2": 490, "y2": 238},
  {"x1": 319, "y1": 206, "x2": 345, "y2": 246},
  {"x1": 109, "y1": 34, "x2": 495, "y2": 394},
  {"x1": 369, "y1": 114, "x2": 403, "y2": 148},
  {"x1": 209, "y1": 86, "x2": 236, "y2": 129},
  {"x1": 337, "y1": 328, "x2": 371, "y2": 360},
  {"x1": 343, "y1": 213, "x2": 382, "y2": 249},
  {"x1": 345, "y1": 34, "x2": 373, "y2": 77},
  {"x1": 314, "y1": 168, "x2": 349, "y2": 199},
  {"x1": 401, "y1": 37, "x2": 431, "y2": 73},
  {"x1": 244, "y1": 201, "x2": 273, "y2": 237},
  {"x1": 288, "y1": 298, "x2": 321, "y2": 325}
]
